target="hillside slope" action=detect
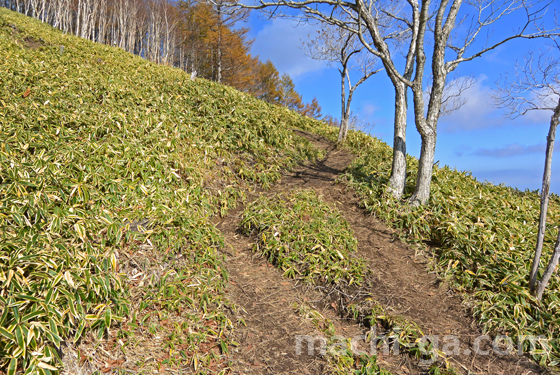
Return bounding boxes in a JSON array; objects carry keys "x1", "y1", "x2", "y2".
[
  {"x1": 2, "y1": 6, "x2": 560, "y2": 375},
  {"x1": 310, "y1": 128, "x2": 560, "y2": 369},
  {"x1": 0, "y1": 8, "x2": 325, "y2": 374}
]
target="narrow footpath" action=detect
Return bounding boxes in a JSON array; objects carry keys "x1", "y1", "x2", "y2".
[{"x1": 217, "y1": 130, "x2": 547, "y2": 375}]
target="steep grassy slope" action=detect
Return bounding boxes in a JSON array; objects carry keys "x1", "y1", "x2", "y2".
[
  {"x1": 2, "y1": 5, "x2": 560, "y2": 374},
  {"x1": 301, "y1": 124, "x2": 560, "y2": 368},
  {"x1": 0, "y1": 8, "x2": 323, "y2": 373}
]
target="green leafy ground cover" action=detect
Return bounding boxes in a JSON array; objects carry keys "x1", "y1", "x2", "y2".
[
  {"x1": 296, "y1": 302, "x2": 391, "y2": 375},
  {"x1": 2, "y1": 4, "x2": 560, "y2": 374},
  {"x1": 240, "y1": 190, "x2": 453, "y2": 373},
  {"x1": 300, "y1": 124, "x2": 560, "y2": 368},
  {"x1": 240, "y1": 189, "x2": 365, "y2": 285},
  {"x1": 241, "y1": 190, "x2": 398, "y2": 373},
  {"x1": 0, "y1": 8, "x2": 323, "y2": 373}
]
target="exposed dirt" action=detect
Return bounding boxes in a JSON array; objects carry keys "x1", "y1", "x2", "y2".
[
  {"x1": 218, "y1": 130, "x2": 549, "y2": 375},
  {"x1": 23, "y1": 35, "x2": 43, "y2": 49},
  {"x1": 218, "y1": 209, "x2": 345, "y2": 375},
  {"x1": 6, "y1": 23, "x2": 44, "y2": 49}
]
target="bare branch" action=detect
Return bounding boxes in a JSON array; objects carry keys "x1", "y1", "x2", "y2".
[
  {"x1": 445, "y1": 0, "x2": 559, "y2": 72},
  {"x1": 301, "y1": 14, "x2": 382, "y2": 142},
  {"x1": 494, "y1": 46, "x2": 560, "y2": 118},
  {"x1": 423, "y1": 74, "x2": 477, "y2": 116}
]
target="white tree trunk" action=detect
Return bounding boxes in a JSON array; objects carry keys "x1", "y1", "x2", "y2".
[
  {"x1": 97, "y1": 0, "x2": 108, "y2": 44},
  {"x1": 536, "y1": 234, "x2": 560, "y2": 301},
  {"x1": 39, "y1": 0, "x2": 46, "y2": 22},
  {"x1": 407, "y1": 0, "x2": 457, "y2": 205},
  {"x1": 75, "y1": 0, "x2": 82, "y2": 36},
  {"x1": 338, "y1": 116, "x2": 349, "y2": 142},
  {"x1": 216, "y1": 3, "x2": 223, "y2": 83},
  {"x1": 410, "y1": 128, "x2": 436, "y2": 205},
  {"x1": 337, "y1": 68, "x2": 348, "y2": 143},
  {"x1": 531, "y1": 98, "x2": 560, "y2": 300},
  {"x1": 388, "y1": 81, "x2": 408, "y2": 198},
  {"x1": 61, "y1": 0, "x2": 72, "y2": 33}
]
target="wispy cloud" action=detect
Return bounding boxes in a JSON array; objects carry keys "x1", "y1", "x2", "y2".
[
  {"x1": 251, "y1": 19, "x2": 326, "y2": 78},
  {"x1": 362, "y1": 103, "x2": 379, "y2": 116},
  {"x1": 524, "y1": 108, "x2": 554, "y2": 125},
  {"x1": 481, "y1": 45, "x2": 509, "y2": 66},
  {"x1": 438, "y1": 73, "x2": 557, "y2": 132},
  {"x1": 453, "y1": 145, "x2": 472, "y2": 157},
  {"x1": 473, "y1": 143, "x2": 546, "y2": 158},
  {"x1": 438, "y1": 75, "x2": 509, "y2": 133}
]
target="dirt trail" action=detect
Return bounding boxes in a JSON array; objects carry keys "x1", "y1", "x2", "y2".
[{"x1": 217, "y1": 130, "x2": 547, "y2": 375}]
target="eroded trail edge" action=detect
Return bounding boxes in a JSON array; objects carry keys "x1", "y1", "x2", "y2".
[{"x1": 217, "y1": 131, "x2": 546, "y2": 375}]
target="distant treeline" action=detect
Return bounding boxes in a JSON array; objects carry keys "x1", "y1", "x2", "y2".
[{"x1": 0, "y1": 0, "x2": 328, "y2": 119}]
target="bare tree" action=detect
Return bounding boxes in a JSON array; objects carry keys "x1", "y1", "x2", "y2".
[
  {"x1": 26, "y1": 0, "x2": 38, "y2": 17},
  {"x1": 1, "y1": 0, "x2": 183, "y2": 67},
  {"x1": 63, "y1": 0, "x2": 74, "y2": 34},
  {"x1": 114, "y1": 0, "x2": 138, "y2": 52},
  {"x1": 303, "y1": 21, "x2": 381, "y2": 143},
  {"x1": 380, "y1": 0, "x2": 557, "y2": 205},
  {"x1": 76, "y1": 0, "x2": 99, "y2": 40},
  {"x1": 96, "y1": 0, "x2": 109, "y2": 44},
  {"x1": 231, "y1": 0, "x2": 416, "y2": 198},
  {"x1": 38, "y1": 0, "x2": 48, "y2": 23},
  {"x1": 233, "y1": 0, "x2": 557, "y2": 204},
  {"x1": 495, "y1": 44, "x2": 560, "y2": 301},
  {"x1": 145, "y1": 0, "x2": 163, "y2": 62},
  {"x1": 208, "y1": 0, "x2": 250, "y2": 83},
  {"x1": 360, "y1": 0, "x2": 548, "y2": 206}
]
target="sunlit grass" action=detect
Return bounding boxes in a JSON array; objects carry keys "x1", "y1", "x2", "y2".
[
  {"x1": 240, "y1": 189, "x2": 365, "y2": 285},
  {"x1": 302, "y1": 123, "x2": 560, "y2": 367},
  {"x1": 0, "y1": 8, "x2": 323, "y2": 373}
]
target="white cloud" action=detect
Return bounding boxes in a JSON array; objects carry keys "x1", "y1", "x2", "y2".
[
  {"x1": 438, "y1": 75, "x2": 508, "y2": 133},
  {"x1": 438, "y1": 74, "x2": 559, "y2": 132},
  {"x1": 473, "y1": 143, "x2": 546, "y2": 158},
  {"x1": 524, "y1": 109, "x2": 554, "y2": 124},
  {"x1": 481, "y1": 45, "x2": 509, "y2": 66},
  {"x1": 362, "y1": 103, "x2": 378, "y2": 116},
  {"x1": 522, "y1": 85, "x2": 560, "y2": 124},
  {"x1": 250, "y1": 19, "x2": 327, "y2": 78}
]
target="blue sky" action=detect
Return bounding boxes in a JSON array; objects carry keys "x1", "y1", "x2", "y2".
[{"x1": 245, "y1": 7, "x2": 560, "y2": 193}]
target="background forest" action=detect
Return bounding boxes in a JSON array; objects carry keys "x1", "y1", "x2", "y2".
[{"x1": 0, "y1": 0, "x2": 326, "y2": 120}]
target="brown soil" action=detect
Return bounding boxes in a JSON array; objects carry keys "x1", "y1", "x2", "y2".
[
  {"x1": 23, "y1": 35, "x2": 43, "y2": 49},
  {"x1": 218, "y1": 130, "x2": 549, "y2": 375}
]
